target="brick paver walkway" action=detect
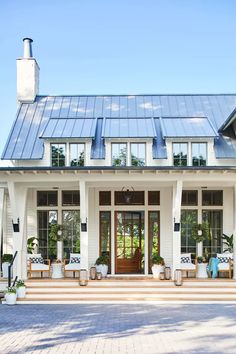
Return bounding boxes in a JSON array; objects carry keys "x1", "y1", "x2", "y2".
[{"x1": 0, "y1": 304, "x2": 236, "y2": 353}]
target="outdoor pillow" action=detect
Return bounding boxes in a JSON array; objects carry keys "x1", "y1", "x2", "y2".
[
  {"x1": 30, "y1": 257, "x2": 44, "y2": 264},
  {"x1": 180, "y1": 253, "x2": 191, "y2": 264},
  {"x1": 70, "y1": 257, "x2": 80, "y2": 264}
]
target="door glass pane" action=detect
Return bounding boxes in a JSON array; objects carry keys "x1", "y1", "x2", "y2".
[
  {"x1": 148, "y1": 211, "x2": 160, "y2": 272},
  {"x1": 62, "y1": 210, "x2": 80, "y2": 259},
  {"x1": 181, "y1": 210, "x2": 198, "y2": 255},
  {"x1": 100, "y1": 212, "x2": 111, "y2": 273},
  {"x1": 202, "y1": 210, "x2": 223, "y2": 256}
]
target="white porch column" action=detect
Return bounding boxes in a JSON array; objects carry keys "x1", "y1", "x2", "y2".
[
  {"x1": 233, "y1": 185, "x2": 236, "y2": 280},
  {"x1": 0, "y1": 189, "x2": 5, "y2": 264},
  {"x1": 8, "y1": 182, "x2": 28, "y2": 280},
  {"x1": 80, "y1": 180, "x2": 89, "y2": 270},
  {"x1": 172, "y1": 180, "x2": 183, "y2": 277}
]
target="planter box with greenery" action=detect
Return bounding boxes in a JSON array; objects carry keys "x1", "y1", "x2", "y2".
[
  {"x1": 1, "y1": 254, "x2": 13, "y2": 278},
  {"x1": 151, "y1": 255, "x2": 165, "y2": 279},
  {"x1": 95, "y1": 255, "x2": 109, "y2": 278}
]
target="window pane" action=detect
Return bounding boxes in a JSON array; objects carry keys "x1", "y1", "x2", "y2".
[
  {"x1": 148, "y1": 211, "x2": 160, "y2": 272},
  {"x1": 62, "y1": 191, "x2": 80, "y2": 206},
  {"x1": 99, "y1": 191, "x2": 111, "y2": 206},
  {"x1": 202, "y1": 210, "x2": 223, "y2": 256},
  {"x1": 173, "y1": 143, "x2": 188, "y2": 166},
  {"x1": 131, "y1": 143, "x2": 146, "y2": 166},
  {"x1": 202, "y1": 191, "x2": 223, "y2": 206},
  {"x1": 62, "y1": 210, "x2": 80, "y2": 259},
  {"x1": 192, "y1": 143, "x2": 207, "y2": 166},
  {"x1": 182, "y1": 191, "x2": 198, "y2": 206},
  {"x1": 181, "y1": 210, "x2": 198, "y2": 255},
  {"x1": 37, "y1": 191, "x2": 58, "y2": 206},
  {"x1": 70, "y1": 144, "x2": 85, "y2": 166},
  {"x1": 100, "y1": 211, "x2": 111, "y2": 272},
  {"x1": 51, "y1": 144, "x2": 66, "y2": 167},
  {"x1": 112, "y1": 143, "x2": 127, "y2": 166},
  {"x1": 38, "y1": 210, "x2": 58, "y2": 259},
  {"x1": 148, "y1": 191, "x2": 160, "y2": 205}
]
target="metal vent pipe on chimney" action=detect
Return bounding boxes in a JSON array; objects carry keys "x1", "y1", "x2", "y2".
[{"x1": 23, "y1": 38, "x2": 33, "y2": 58}]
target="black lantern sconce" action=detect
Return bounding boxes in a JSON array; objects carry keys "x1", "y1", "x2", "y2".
[
  {"x1": 12, "y1": 218, "x2": 20, "y2": 233},
  {"x1": 122, "y1": 186, "x2": 134, "y2": 204},
  {"x1": 81, "y1": 218, "x2": 87, "y2": 232},
  {"x1": 174, "y1": 218, "x2": 180, "y2": 232}
]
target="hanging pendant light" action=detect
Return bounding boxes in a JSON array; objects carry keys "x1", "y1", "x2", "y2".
[{"x1": 122, "y1": 186, "x2": 134, "y2": 204}]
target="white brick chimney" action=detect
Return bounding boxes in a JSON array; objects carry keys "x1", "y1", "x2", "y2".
[{"x1": 16, "y1": 38, "x2": 39, "y2": 102}]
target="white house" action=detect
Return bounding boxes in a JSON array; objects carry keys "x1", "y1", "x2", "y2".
[{"x1": 1, "y1": 38, "x2": 236, "y2": 280}]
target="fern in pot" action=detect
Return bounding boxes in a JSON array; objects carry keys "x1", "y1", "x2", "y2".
[{"x1": 1, "y1": 254, "x2": 13, "y2": 278}]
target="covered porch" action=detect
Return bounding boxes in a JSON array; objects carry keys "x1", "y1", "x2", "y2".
[{"x1": 1, "y1": 166, "x2": 236, "y2": 280}]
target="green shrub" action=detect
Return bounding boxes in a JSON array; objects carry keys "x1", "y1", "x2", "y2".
[
  {"x1": 95, "y1": 255, "x2": 109, "y2": 266},
  {"x1": 2, "y1": 254, "x2": 13, "y2": 263}
]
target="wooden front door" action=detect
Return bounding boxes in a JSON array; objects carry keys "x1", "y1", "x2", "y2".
[{"x1": 115, "y1": 211, "x2": 144, "y2": 274}]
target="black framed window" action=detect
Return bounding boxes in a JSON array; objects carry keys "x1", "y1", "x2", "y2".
[
  {"x1": 37, "y1": 191, "x2": 58, "y2": 207},
  {"x1": 182, "y1": 190, "x2": 198, "y2": 206},
  {"x1": 62, "y1": 191, "x2": 80, "y2": 206},
  {"x1": 202, "y1": 190, "x2": 223, "y2": 206}
]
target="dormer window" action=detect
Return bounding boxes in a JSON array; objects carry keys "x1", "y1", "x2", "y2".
[
  {"x1": 173, "y1": 143, "x2": 188, "y2": 166},
  {"x1": 112, "y1": 143, "x2": 127, "y2": 166},
  {"x1": 131, "y1": 143, "x2": 146, "y2": 166},
  {"x1": 192, "y1": 143, "x2": 207, "y2": 166},
  {"x1": 70, "y1": 143, "x2": 85, "y2": 166},
  {"x1": 51, "y1": 143, "x2": 66, "y2": 167}
]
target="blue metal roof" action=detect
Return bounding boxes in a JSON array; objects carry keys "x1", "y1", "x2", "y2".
[
  {"x1": 40, "y1": 118, "x2": 96, "y2": 139},
  {"x1": 2, "y1": 94, "x2": 236, "y2": 160},
  {"x1": 102, "y1": 118, "x2": 155, "y2": 138},
  {"x1": 160, "y1": 117, "x2": 217, "y2": 138}
]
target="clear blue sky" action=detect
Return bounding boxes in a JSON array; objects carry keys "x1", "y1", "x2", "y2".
[{"x1": 0, "y1": 0, "x2": 236, "y2": 153}]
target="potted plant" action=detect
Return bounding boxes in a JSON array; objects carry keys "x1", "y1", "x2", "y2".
[
  {"x1": 95, "y1": 255, "x2": 109, "y2": 278},
  {"x1": 49, "y1": 224, "x2": 64, "y2": 261},
  {"x1": 4, "y1": 286, "x2": 17, "y2": 305},
  {"x1": 222, "y1": 233, "x2": 233, "y2": 253},
  {"x1": 16, "y1": 279, "x2": 26, "y2": 298},
  {"x1": 151, "y1": 254, "x2": 165, "y2": 279},
  {"x1": 1, "y1": 254, "x2": 13, "y2": 278},
  {"x1": 197, "y1": 256, "x2": 208, "y2": 264}
]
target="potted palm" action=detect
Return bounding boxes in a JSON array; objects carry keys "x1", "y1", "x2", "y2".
[
  {"x1": 151, "y1": 254, "x2": 165, "y2": 279},
  {"x1": 4, "y1": 286, "x2": 17, "y2": 305},
  {"x1": 95, "y1": 255, "x2": 109, "y2": 278},
  {"x1": 1, "y1": 254, "x2": 13, "y2": 278},
  {"x1": 16, "y1": 279, "x2": 26, "y2": 298}
]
